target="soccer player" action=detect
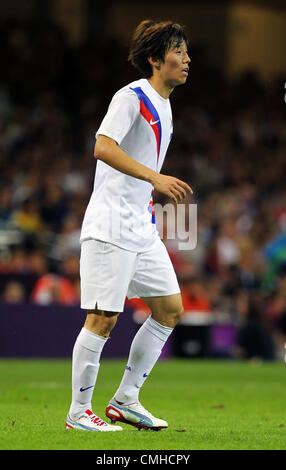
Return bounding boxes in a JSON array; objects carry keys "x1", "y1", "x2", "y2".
[{"x1": 66, "y1": 19, "x2": 192, "y2": 432}]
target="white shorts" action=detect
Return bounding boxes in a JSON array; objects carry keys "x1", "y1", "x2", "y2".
[{"x1": 80, "y1": 237, "x2": 180, "y2": 312}]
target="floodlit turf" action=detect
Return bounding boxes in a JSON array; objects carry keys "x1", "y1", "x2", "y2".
[{"x1": 0, "y1": 358, "x2": 285, "y2": 450}]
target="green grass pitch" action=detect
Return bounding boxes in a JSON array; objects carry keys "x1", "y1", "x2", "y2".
[{"x1": 0, "y1": 358, "x2": 285, "y2": 450}]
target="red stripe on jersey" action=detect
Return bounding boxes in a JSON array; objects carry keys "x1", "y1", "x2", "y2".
[{"x1": 139, "y1": 100, "x2": 160, "y2": 161}]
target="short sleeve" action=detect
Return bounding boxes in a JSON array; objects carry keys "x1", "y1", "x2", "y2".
[{"x1": 96, "y1": 89, "x2": 139, "y2": 145}]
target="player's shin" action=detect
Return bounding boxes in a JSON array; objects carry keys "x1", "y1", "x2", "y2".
[
  {"x1": 114, "y1": 316, "x2": 173, "y2": 404},
  {"x1": 69, "y1": 327, "x2": 108, "y2": 419}
]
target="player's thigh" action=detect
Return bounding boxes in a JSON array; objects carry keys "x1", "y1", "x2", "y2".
[
  {"x1": 128, "y1": 237, "x2": 180, "y2": 301},
  {"x1": 141, "y1": 293, "x2": 184, "y2": 327},
  {"x1": 80, "y1": 239, "x2": 137, "y2": 312}
]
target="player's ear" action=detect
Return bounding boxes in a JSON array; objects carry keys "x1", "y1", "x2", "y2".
[{"x1": 147, "y1": 56, "x2": 161, "y2": 71}]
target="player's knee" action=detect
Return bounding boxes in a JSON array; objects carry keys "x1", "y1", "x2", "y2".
[
  {"x1": 85, "y1": 310, "x2": 119, "y2": 337},
  {"x1": 175, "y1": 305, "x2": 184, "y2": 323},
  {"x1": 97, "y1": 316, "x2": 118, "y2": 337},
  {"x1": 168, "y1": 305, "x2": 184, "y2": 327},
  {"x1": 152, "y1": 303, "x2": 184, "y2": 328}
]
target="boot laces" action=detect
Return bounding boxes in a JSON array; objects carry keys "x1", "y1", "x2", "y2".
[{"x1": 89, "y1": 413, "x2": 107, "y2": 426}]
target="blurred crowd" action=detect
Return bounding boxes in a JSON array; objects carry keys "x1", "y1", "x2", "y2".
[{"x1": 1, "y1": 19, "x2": 286, "y2": 360}]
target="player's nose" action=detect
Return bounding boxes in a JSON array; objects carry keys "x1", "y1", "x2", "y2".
[{"x1": 185, "y1": 53, "x2": 191, "y2": 64}]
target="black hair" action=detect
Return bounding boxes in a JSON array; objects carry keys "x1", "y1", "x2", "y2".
[{"x1": 128, "y1": 20, "x2": 189, "y2": 78}]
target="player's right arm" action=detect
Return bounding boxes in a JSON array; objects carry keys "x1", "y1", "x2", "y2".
[
  {"x1": 94, "y1": 89, "x2": 193, "y2": 203},
  {"x1": 94, "y1": 135, "x2": 193, "y2": 204}
]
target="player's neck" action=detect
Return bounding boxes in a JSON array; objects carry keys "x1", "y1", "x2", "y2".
[{"x1": 147, "y1": 76, "x2": 173, "y2": 100}]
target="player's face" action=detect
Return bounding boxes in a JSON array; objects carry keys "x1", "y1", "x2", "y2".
[{"x1": 160, "y1": 40, "x2": 190, "y2": 87}]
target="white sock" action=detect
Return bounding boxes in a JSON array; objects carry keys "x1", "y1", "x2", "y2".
[
  {"x1": 69, "y1": 327, "x2": 108, "y2": 419},
  {"x1": 114, "y1": 316, "x2": 173, "y2": 404}
]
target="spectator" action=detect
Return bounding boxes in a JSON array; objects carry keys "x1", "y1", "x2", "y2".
[
  {"x1": 10, "y1": 197, "x2": 44, "y2": 234},
  {"x1": 30, "y1": 273, "x2": 78, "y2": 306},
  {"x1": 235, "y1": 294, "x2": 276, "y2": 361},
  {"x1": 0, "y1": 186, "x2": 13, "y2": 227},
  {"x1": 1, "y1": 281, "x2": 26, "y2": 303},
  {"x1": 180, "y1": 277, "x2": 212, "y2": 314}
]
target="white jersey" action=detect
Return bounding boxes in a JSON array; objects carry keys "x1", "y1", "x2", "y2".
[{"x1": 80, "y1": 78, "x2": 173, "y2": 252}]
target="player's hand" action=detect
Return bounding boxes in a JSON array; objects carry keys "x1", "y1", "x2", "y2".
[{"x1": 151, "y1": 174, "x2": 193, "y2": 203}]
